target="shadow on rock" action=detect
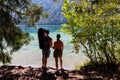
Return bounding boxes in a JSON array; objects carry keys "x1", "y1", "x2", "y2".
[{"x1": 40, "y1": 71, "x2": 56, "y2": 80}]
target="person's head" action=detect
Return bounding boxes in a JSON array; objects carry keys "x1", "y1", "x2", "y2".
[
  {"x1": 56, "y1": 34, "x2": 61, "y2": 40},
  {"x1": 45, "y1": 30, "x2": 49, "y2": 35},
  {"x1": 44, "y1": 29, "x2": 49, "y2": 37}
]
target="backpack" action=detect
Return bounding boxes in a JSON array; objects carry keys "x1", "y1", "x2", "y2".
[{"x1": 38, "y1": 28, "x2": 45, "y2": 49}]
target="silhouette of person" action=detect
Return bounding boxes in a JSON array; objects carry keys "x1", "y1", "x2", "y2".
[
  {"x1": 53, "y1": 34, "x2": 63, "y2": 72},
  {"x1": 38, "y1": 28, "x2": 53, "y2": 70}
]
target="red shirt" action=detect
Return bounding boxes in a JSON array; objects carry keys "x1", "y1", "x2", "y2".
[{"x1": 54, "y1": 40, "x2": 63, "y2": 50}]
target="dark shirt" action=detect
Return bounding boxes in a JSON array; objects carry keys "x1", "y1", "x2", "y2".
[{"x1": 43, "y1": 36, "x2": 52, "y2": 50}]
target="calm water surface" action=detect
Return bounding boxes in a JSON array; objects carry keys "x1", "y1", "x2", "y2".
[{"x1": 11, "y1": 25, "x2": 87, "y2": 70}]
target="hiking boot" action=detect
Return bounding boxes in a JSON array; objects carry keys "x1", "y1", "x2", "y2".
[
  {"x1": 42, "y1": 66, "x2": 48, "y2": 72},
  {"x1": 55, "y1": 71, "x2": 61, "y2": 76},
  {"x1": 60, "y1": 68, "x2": 64, "y2": 73}
]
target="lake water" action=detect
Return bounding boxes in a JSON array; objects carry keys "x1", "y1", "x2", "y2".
[{"x1": 11, "y1": 25, "x2": 87, "y2": 70}]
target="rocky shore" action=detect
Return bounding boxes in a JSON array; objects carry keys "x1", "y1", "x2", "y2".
[{"x1": 0, "y1": 65, "x2": 119, "y2": 80}]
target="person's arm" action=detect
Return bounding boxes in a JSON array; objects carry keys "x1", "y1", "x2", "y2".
[
  {"x1": 61, "y1": 41, "x2": 63, "y2": 51},
  {"x1": 52, "y1": 42, "x2": 55, "y2": 49},
  {"x1": 50, "y1": 40, "x2": 52, "y2": 46},
  {"x1": 50, "y1": 39, "x2": 54, "y2": 48}
]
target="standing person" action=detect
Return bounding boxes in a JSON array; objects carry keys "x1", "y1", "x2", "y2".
[
  {"x1": 53, "y1": 34, "x2": 63, "y2": 72},
  {"x1": 38, "y1": 28, "x2": 53, "y2": 70}
]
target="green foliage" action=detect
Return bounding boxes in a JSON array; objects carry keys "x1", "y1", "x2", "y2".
[
  {"x1": 0, "y1": 52, "x2": 12, "y2": 64},
  {"x1": 0, "y1": 0, "x2": 45, "y2": 64},
  {"x1": 62, "y1": 0, "x2": 120, "y2": 64}
]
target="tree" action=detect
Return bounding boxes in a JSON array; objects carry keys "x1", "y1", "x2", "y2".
[
  {"x1": 62, "y1": 0, "x2": 120, "y2": 65},
  {"x1": 0, "y1": 0, "x2": 47, "y2": 64}
]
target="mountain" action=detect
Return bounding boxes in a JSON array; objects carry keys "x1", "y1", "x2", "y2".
[{"x1": 32, "y1": 0, "x2": 66, "y2": 25}]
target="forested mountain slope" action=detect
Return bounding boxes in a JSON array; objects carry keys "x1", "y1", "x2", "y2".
[{"x1": 32, "y1": 0, "x2": 66, "y2": 25}]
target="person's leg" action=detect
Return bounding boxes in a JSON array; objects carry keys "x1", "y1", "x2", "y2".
[
  {"x1": 42, "y1": 55, "x2": 45, "y2": 67},
  {"x1": 44, "y1": 57, "x2": 48, "y2": 67},
  {"x1": 44, "y1": 50, "x2": 50, "y2": 68},
  {"x1": 59, "y1": 57, "x2": 63, "y2": 69},
  {"x1": 55, "y1": 57, "x2": 58, "y2": 71}
]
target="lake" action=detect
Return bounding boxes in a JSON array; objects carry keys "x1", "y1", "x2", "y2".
[{"x1": 11, "y1": 25, "x2": 87, "y2": 70}]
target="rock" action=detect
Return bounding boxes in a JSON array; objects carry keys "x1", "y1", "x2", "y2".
[{"x1": 0, "y1": 65, "x2": 119, "y2": 80}]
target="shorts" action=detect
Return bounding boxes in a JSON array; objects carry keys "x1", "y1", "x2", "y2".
[
  {"x1": 54, "y1": 49, "x2": 62, "y2": 57},
  {"x1": 42, "y1": 49, "x2": 50, "y2": 58}
]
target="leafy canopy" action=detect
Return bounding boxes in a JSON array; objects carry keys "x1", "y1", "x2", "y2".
[
  {"x1": 0, "y1": 0, "x2": 47, "y2": 64},
  {"x1": 62, "y1": 0, "x2": 120, "y2": 64}
]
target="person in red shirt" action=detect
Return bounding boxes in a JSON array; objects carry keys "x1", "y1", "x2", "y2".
[{"x1": 53, "y1": 34, "x2": 63, "y2": 72}]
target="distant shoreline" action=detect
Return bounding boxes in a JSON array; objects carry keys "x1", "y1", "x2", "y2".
[{"x1": 18, "y1": 24, "x2": 63, "y2": 26}]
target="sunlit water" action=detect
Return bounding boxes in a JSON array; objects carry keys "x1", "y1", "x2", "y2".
[{"x1": 11, "y1": 25, "x2": 88, "y2": 70}]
